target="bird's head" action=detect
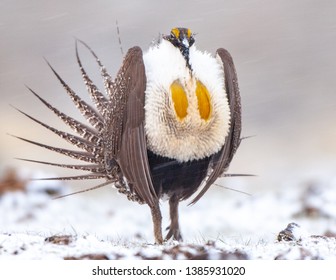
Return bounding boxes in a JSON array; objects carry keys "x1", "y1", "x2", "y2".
[{"x1": 164, "y1": 27, "x2": 195, "y2": 70}]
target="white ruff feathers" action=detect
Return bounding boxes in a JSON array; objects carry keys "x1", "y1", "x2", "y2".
[{"x1": 143, "y1": 40, "x2": 230, "y2": 162}]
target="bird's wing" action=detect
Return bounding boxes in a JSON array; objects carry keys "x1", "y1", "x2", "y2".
[
  {"x1": 190, "y1": 48, "x2": 242, "y2": 205},
  {"x1": 117, "y1": 47, "x2": 158, "y2": 207}
]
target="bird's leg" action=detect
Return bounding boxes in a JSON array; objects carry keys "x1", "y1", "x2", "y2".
[
  {"x1": 150, "y1": 203, "x2": 163, "y2": 244},
  {"x1": 165, "y1": 194, "x2": 183, "y2": 241}
]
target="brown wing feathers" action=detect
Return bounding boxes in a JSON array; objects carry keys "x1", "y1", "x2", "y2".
[
  {"x1": 217, "y1": 48, "x2": 242, "y2": 165},
  {"x1": 190, "y1": 48, "x2": 242, "y2": 205},
  {"x1": 118, "y1": 47, "x2": 158, "y2": 207}
]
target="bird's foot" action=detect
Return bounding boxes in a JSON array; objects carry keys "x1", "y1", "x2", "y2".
[{"x1": 165, "y1": 225, "x2": 183, "y2": 242}]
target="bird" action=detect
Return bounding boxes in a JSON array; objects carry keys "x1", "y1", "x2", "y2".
[{"x1": 13, "y1": 27, "x2": 242, "y2": 244}]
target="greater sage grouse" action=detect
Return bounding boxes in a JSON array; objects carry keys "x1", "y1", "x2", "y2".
[{"x1": 14, "y1": 27, "x2": 242, "y2": 244}]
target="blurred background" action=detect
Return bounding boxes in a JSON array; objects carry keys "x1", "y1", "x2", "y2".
[{"x1": 1, "y1": 0, "x2": 336, "y2": 194}]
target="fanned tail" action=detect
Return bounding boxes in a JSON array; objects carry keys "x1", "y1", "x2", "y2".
[
  {"x1": 53, "y1": 180, "x2": 117, "y2": 199},
  {"x1": 11, "y1": 134, "x2": 98, "y2": 163},
  {"x1": 31, "y1": 173, "x2": 107, "y2": 181},
  {"x1": 75, "y1": 40, "x2": 109, "y2": 117},
  {"x1": 76, "y1": 39, "x2": 115, "y2": 99},
  {"x1": 16, "y1": 158, "x2": 104, "y2": 173},
  {"x1": 26, "y1": 86, "x2": 101, "y2": 146},
  {"x1": 45, "y1": 59, "x2": 104, "y2": 131},
  {"x1": 13, "y1": 40, "x2": 128, "y2": 195},
  {"x1": 13, "y1": 106, "x2": 100, "y2": 155}
]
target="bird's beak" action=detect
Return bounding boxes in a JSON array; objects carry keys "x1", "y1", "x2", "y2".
[{"x1": 182, "y1": 37, "x2": 189, "y2": 49}]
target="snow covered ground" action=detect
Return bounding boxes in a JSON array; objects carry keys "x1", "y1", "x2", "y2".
[{"x1": 1, "y1": 169, "x2": 336, "y2": 260}]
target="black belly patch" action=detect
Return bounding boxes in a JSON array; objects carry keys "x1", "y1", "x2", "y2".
[{"x1": 147, "y1": 150, "x2": 211, "y2": 200}]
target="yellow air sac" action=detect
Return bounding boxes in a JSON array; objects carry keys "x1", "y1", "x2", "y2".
[
  {"x1": 171, "y1": 81, "x2": 188, "y2": 119},
  {"x1": 196, "y1": 80, "x2": 211, "y2": 120}
]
